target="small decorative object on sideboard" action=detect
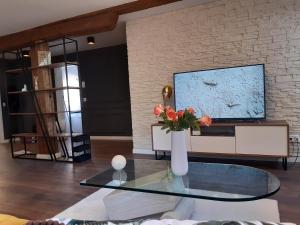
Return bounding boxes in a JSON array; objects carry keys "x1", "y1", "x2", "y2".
[
  {"x1": 21, "y1": 84, "x2": 27, "y2": 92},
  {"x1": 153, "y1": 104, "x2": 212, "y2": 176},
  {"x1": 111, "y1": 155, "x2": 127, "y2": 171},
  {"x1": 162, "y1": 85, "x2": 173, "y2": 107}
]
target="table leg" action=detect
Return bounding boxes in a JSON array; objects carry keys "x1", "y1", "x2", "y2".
[{"x1": 282, "y1": 157, "x2": 287, "y2": 170}]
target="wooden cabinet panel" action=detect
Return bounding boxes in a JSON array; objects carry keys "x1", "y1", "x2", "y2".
[
  {"x1": 191, "y1": 136, "x2": 235, "y2": 154},
  {"x1": 151, "y1": 126, "x2": 191, "y2": 152},
  {"x1": 236, "y1": 126, "x2": 288, "y2": 156},
  {"x1": 152, "y1": 126, "x2": 171, "y2": 151},
  {"x1": 151, "y1": 121, "x2": 289, "y2": 158}
]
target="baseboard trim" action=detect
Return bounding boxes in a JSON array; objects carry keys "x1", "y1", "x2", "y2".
[
  {"x1": 132, "y1": 149, "x2": 299, "y2": 163},
  {"x1": 0, "y1": 139, "x2": 9, "y2": 144},
  {"x1": 37, "y1": 152, "x2": 62, "y2": 159},
  {"x1": 90, "y1": 136, "x2": 132, "y2": 141},
  {"x1": 132, "y1": 148, "x2": 154, "y2": 155}
]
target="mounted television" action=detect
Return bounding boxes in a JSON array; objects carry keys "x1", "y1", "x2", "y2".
[{"x1": 174, "y1": 64, "x2": 265, "y2": 121}]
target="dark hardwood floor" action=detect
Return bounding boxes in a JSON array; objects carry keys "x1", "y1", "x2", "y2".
[{"x1": 0, "y1": 140, "x2": 299, "y2": 224}]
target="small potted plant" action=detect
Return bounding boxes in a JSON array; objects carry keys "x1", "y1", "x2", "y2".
[{"x1": 154, "y1": 104, "x2": 212, "y2": 176}]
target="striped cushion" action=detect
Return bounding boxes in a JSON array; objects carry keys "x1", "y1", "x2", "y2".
[{"x1": 64, "y1": 219, "x2": 290, "y2": 225}]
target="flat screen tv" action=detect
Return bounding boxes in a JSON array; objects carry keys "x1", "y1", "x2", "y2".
[{"x1": 174, "y1": 64, "x2": 265, "y2": 120}]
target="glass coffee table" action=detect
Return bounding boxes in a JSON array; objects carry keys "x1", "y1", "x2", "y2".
[{"x1": 81, "y1": 159, "x2": 280, "y2": 201}]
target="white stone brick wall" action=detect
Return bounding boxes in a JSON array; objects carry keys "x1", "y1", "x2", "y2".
[{"x1": 126, "y1": 0, "x2": 300, "y2": 152}]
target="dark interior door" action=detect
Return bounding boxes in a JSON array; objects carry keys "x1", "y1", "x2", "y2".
[
  {"x1": 79, "y1": 45, "x2": 132, "y2": 136},
  {"x1": 0, "y1": 59, "x2": 11, "y2": 139}
]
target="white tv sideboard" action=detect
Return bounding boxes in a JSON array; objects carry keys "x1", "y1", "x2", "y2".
[{"x1": 151, "y1": 120, "x2": 289, "y2": 169}]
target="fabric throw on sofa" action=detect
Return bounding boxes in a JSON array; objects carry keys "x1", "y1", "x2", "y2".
[{"x1": 62, "y1": 219, "x2": 293, "y2": 225}]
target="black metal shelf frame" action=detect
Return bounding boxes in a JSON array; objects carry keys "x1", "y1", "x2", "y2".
[{"x1": 2, "y1": 37, "x2": 91, "y2": 162}]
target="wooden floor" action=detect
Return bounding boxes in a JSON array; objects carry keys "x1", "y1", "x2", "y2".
[{"x1": 0, "y1": 140, "x2": 299, "y2": 224}]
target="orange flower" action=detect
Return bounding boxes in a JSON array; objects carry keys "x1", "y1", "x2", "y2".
[
  {"x1": 166, "y1": 108, "x2": 178, "y2": 121},
  {"x1": 153, "y1": 104, "x2": 164, "y2": 116},
  {"x1": 187, "y1": 107, "x2": 195, "y2": 115},
  {"x1": 199, "y1": 115, "x2": 212, "y2": 126},
  {"x1": 177, "y1": 110, "x2": 184, "y2": 118}
]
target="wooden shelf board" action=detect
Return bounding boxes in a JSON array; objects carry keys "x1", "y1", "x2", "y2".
[
  {"x1": 10, "y1": 112, "x2": 56, "y2": 116},
  {"x1": 8, "y1": 86, "x2": 80, "y2": 94},
  {"x1": 152, "y1": 120, "x2": 289, "y2": 127},
  {"x1": 10, "y1": 111, "x2": 81, "y2": 116},
  {"x1": 12, "y1": 133, "x2": 82, "y2": 138},
  {"x1": 5, "y1": 62, "x2": 79, "y2": 74}
]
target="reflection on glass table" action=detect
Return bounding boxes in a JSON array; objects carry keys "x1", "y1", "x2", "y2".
[{"x1": 81, "y1": 159, "x2": 280, "y2": 202}]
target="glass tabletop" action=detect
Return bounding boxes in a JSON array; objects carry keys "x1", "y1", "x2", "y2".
[{"x1": 80, "y1": 159, "x2": 280, "y2": 202}]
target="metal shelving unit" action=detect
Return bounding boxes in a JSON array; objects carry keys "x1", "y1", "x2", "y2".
[{"x1": 2, "y1": 38, "x2": 91, "y2": 162}]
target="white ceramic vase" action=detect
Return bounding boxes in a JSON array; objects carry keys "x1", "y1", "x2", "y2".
[{"x1": 171, "y1": 130, "x2": 188, "y2": 176}]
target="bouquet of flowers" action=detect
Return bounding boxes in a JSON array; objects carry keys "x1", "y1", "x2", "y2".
[{"x1": 153, "y1": 104, "x2": 212, "y2": 133}]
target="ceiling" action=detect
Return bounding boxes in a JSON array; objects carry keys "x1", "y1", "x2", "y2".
[
  {"x1": 66, "y1": 0, "x2": 214, "y2": 53},
  {"x1": 0, "y1": 0, "x2": 135, "y2": 36},
  {"x1": 0, "y1": 0, "x2": 214, "y2": 54}
]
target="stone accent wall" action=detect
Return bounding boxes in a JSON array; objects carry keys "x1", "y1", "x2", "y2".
[{"x1": 126, "y1": 0, "x2": 300, "y2": 152}]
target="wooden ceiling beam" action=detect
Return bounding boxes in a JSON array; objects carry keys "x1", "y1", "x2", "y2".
[
  {"x1": 0, "y1": 0, "x2": 181, "y2": 51},
  {"x1": 0, "y1": 12, "x2": 118, "y2": 51}
]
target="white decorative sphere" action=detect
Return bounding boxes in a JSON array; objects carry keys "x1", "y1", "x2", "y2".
[{"x1": 111, "y1": 155, "x2": 127, "y2": 170}]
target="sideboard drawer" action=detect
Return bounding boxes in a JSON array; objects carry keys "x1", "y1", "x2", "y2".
[{"x1": 191, "y1": 136, "x2": 235, "y2": 154}]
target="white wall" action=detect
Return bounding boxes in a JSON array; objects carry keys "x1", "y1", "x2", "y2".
[{"x1": 126, "y1": 0, "x2": 300, "y2": 153}]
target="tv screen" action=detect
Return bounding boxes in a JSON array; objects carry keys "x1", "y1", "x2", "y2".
[{"x1": 174, "y1": 64, "x2": 265, "y2": 120}]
